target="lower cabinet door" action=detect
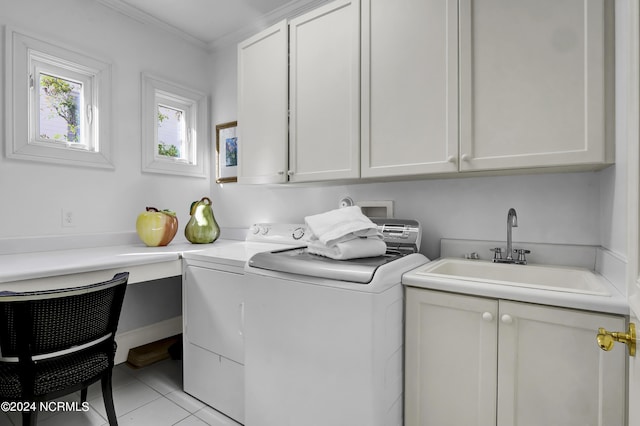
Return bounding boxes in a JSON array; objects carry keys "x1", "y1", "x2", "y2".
[
  {"x1": 497, "y1": 301, "x2": 626, "y2": 426},
  {"x1": 405, "y1": 288, "x2": 627, "y2": 426},
  {"x1": 405, "y1": 287, "x2": 498, "y2": 426}
]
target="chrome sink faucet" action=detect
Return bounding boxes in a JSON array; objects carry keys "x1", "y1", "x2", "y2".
[
  {"x1": 506, "y1": 208, "x2": 517, "y2": 261},
  {"x1": 491, "y1": 208, "x2": 530, "y2": 264}
]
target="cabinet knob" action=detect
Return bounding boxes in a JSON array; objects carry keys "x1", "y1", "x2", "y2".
[
  {"x1": 461, "y1": 153, "x2": 471, "y2": 162},
  {"x1": 287, "y1": 170, "x2": 295, "y2": 176},
  {"x1": 277, "y1": 170, "x2": 285, "y2": 175},
  {"x1": 482, "y1": 312, "x2": 494, "y2": 322},
  {"x1": 447, "y1": 155, "x2": 457, "y2": 164},
  {"x1": 501, "y1": 314, "x2": 513, "y2": 324}
]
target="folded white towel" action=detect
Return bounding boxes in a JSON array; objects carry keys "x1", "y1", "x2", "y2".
[
  {"x1": 307, "y1": 237, "x2": 387, "y2": 260},
  {"x1": 305, "y1": 206, "x2": 381, "y2": 246}
]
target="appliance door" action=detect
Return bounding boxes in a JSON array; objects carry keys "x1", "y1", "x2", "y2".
[
  {"x1": 248, "y1": 247, "x2": 402, "y2": 283},
  {"x1": 243, "y1": 270, "x2": 405, "y2": 426}
]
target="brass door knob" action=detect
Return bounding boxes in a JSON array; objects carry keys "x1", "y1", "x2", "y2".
[{"x1": 597, "y1": 323, "x2": 636, "y2": 357}]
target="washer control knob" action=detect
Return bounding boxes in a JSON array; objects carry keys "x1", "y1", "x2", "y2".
[
  {"x1": 260, "y1": 226, "x2": 270, "y2": 235},
  {"x1": 292, "y1": 227, "x2": 305, "y2": 240}
]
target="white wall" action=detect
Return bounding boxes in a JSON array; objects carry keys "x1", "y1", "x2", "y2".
[
  {"x1": 599, "y1": 0, "x2": 631, "y2": 259},
  {"x1": 210, "y1": 42, "x2": 616, "y2": 261},
  {"x1": 0, "y1": 0, "x2": 212, "y2": 337},
  {"x1": 0, "y1": 0, "x2": 212, "y2": 240},
  {"x1": 1, "y1": 1, "x2": 627, "y2": 265}
]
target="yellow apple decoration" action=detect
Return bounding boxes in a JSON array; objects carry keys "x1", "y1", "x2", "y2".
[{"x1": 136, "y1": 207, "x2": 178, "y2": 247}]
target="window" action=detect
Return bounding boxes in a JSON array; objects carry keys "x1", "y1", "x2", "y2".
[
  {"x1": 5, "y1": 28, "x2": 113, "y2": 168},
  {"x1": 157, "y1": 104, "x2": 186, "y2": 159},
  {"x1": 38, "y1": 73, "x2": 83, "y2": 144},
  {"x1": 141, "y1": 73, "x2": 208, "y2": 177}
]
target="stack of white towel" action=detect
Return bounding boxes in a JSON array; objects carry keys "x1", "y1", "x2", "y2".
[{"x1": 304, "y1": 206, "x2": 387, "y2": 260}]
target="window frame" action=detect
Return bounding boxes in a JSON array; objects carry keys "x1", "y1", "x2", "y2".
[
  {"x1": 5, "y1": 27, "x2": 113, "y2": 168},
  {"x1": 141, "y1": 73, "x2": 208, "y2": 178}
]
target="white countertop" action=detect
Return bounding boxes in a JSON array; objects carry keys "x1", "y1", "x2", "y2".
[
  {"x1": 403, "y1": 259, "x2": 629, "y2": 315},
  {"x1": 0, "y1": 238, "x2": 288, "y2": 292},
  {"x1": 0, "y1": 243, "x2": 189, "y2": 283}
]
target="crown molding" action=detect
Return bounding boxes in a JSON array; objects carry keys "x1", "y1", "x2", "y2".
[
  {"x1": 208, "y1": 0, "x2": 331, "y2": 52},
  {"x1": 96, "y1": 0, "x2": 331, "y2": 53},
  {"x1": 96, "y1": 0, "x2": 210, "y2": 51}
]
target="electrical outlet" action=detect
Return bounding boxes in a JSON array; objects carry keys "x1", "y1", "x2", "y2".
[{"x1": 62, "y1": 209, "x2": 75, "y2": 227}]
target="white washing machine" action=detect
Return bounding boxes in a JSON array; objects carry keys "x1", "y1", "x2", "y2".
[{"x1": 244, "y1": 219, "x2": 429, "y2": 426}]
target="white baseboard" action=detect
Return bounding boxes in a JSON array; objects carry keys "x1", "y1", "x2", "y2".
[{"x1": 114, "y1": 316, "x2": 183, "y2": 364}]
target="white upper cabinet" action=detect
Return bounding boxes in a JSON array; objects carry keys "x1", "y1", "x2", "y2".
[
  {"x1": 237, "y1": 20, "x2": 288, "y2": 184},
  {"x1": 237, "y1": 0, "x2": 613, "y2": 183},
  {"x1": 288, "y1": 0, "x2": 361, "y2": 182},
  {"x1": 361, "y1": 0, "x2": 459, "y2": 178},
  {"x1": 459, "y1": 0, "x2": 614, "y2": 172},
  {"x1": 362, "y1": 0, "x2": 613, "y2": 179}
]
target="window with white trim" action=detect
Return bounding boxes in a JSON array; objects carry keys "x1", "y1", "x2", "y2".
[
  {"x1": 141, "y1": 73, "x2": 208, "y2": 177},
  {"x1": 6, "y1": 28, "x2": 112, "y2": 168}
]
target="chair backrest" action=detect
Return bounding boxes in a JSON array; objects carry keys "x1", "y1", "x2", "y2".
[{"x1": 0, "y1": 272, "x2": 128, "y2": 361}]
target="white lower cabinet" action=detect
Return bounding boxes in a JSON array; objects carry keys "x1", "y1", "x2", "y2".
[
  {"x1": 183, "y1": 263, "x2": 245, "y2": 424},
  {"x1": 405, "y1": 287, "x2": 626, "y2": 426}
]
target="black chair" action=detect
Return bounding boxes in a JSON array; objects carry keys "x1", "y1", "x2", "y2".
[{"x1": 0, "y1": 272, "x2": 129, "y2": 425}]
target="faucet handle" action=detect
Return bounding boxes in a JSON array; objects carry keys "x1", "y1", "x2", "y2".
[
  {"x1": 490, "y1": 247, "x2": 503, "y2": 261},
  {"x1": 514, "y1": 248, "x2": 531, "y2": 264}
]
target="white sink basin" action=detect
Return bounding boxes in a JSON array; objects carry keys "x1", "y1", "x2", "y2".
[{"x1": 415, "y1": 258, "x2": 610, "y2": 296}]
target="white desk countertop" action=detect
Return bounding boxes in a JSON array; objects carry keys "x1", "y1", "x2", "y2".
[{"x1": 0, "y1": 238, "x2": 284, "y2": 292}]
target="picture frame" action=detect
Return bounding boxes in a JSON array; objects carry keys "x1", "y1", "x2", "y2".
[{"x1": 215, "y1": 121, "x2": 238, "y2": 183}]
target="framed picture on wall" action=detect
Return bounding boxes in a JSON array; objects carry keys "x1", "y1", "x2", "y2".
[{"x1": 215, "y1": 121, "x2": 238, "y2": 183}]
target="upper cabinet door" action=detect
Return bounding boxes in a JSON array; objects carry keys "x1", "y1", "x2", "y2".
[
  {"x1": 459, "y1": 0, "x2": 614, "y2": 172},
  {"x1": 237, "y1": 20, "x2": 288, "y2": 184},
  {"x1": 361, "y1": 0, "x2": 459, "y2": 178},
  {"x1": 288, "y1": 0, "x2": 361, "y2": 182}
]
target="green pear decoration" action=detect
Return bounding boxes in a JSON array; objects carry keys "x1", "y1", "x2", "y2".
[{"x1": 185, "y1": 197, "x2": 220, "y2": 244}]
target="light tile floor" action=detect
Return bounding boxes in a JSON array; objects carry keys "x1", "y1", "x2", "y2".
[{"x1": 0, "y1": 359, "x2": 234, "y2": 426}]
